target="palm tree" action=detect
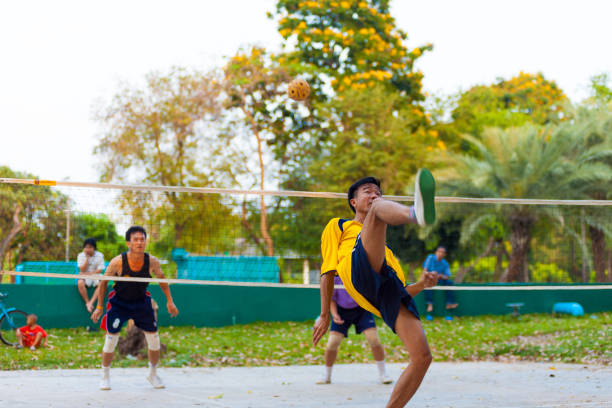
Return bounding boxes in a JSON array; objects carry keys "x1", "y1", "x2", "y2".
[
  {"x1": 557, "y1": 105, "x2": 612, "y2": 281},
  {"x1": 443, "y1": 124, "x2": 612, "y2": 282}
]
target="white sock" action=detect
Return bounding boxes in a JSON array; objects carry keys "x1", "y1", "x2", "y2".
[
  {"x1": 376, "y1": 360, "x2": 386, "y2": 377},
  {"x1": 149, "y1": 362, "x2": 157, "y2": 376},
  {"x1": 102, "y1": 365, "x2": 110, "y2": 379},
  {"x1": 409, "y1": 206, "x2": 417, "y2": 221},
  {"x1": 324, "y1": 365, "x2": 332, "y2": 381}
]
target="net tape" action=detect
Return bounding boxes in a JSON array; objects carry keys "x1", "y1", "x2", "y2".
[
  {"x1": 1, "y1": 178, "x2": 612, "y2": 206},
  {"x1": 2, "y1": 271, "x2": 611, "y2": 290}
]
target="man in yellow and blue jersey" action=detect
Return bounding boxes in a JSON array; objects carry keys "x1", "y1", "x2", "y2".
[{"x1": 313, "y1": 169, "x2": 439, "y2": 408}]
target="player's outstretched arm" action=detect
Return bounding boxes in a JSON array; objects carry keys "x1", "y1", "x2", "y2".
[
  {"x1": 150, "y1": 256, "x2": 179, "y2": 317},
  {"x1": 405, "y1": 271, "x2": 438, "y2": 297},
  {"x1": 91, "y1": 256, "x2": 120, "y2": 323},
  {"x1": 313, "y1": 271, "x2": 334, "y2": 346}
]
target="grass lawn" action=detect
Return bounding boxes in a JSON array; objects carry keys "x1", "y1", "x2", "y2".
[{"x1": 1, "y1": 312, "x2": 610, "y2": 370}]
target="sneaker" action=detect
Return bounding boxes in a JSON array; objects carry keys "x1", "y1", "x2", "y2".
[
  {"x1": 147, "y1": 373, "x2": 165, "y2": 389},
  {"x1": 30, "y1": 346, "x2": 36, "y2": 351},
  {"x1": 425, "y1": 315, "x2": 434, "y2": 321},
  {"x1": 315, "y1": 376, "x2": 331, "y2": 384},
  {"x1": 414, "y1": 168, "x2": 436, "y2": 226},
  {"x1": 99, "y1": 377, "x2": 111, "y2": 390},
  {"x1": 380, "y1": 375, "x2": 393, "y2": 384}
]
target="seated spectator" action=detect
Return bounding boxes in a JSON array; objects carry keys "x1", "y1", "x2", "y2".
[
  {"x1": 16, "y1": 314, "x2": 48, "y2": 350},
  {"x1": 423, "y1": 246, "x2": 459, "y2": 313},
  {"x1": 77, "y1": 238, "x2": 105, "y2": 312}
]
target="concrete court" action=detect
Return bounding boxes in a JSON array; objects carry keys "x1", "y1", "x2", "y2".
[{"x1": 0, "y1": 362, "x2": 610, "y2": 408}]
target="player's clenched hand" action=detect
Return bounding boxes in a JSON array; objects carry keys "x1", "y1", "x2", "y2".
[
  {"x1": 313, "y1": 314, "x2": 330, "y2": 347},
  {"x1": 167, "y1": 301, "x2": 179, "y2": 317},
  {"x1": 331, "y1": 313, "x2": 344, "y2": 325},
  {"x1": 91, "y1": 308, "x2": 103, "y2": 323},
  {"x1": 423, "y1": 271, "x2": 439, "y2": 288}
]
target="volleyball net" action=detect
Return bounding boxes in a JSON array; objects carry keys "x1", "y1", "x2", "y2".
[{"x1": 0, "y1": 177, "x2": 611, "y2": 287}]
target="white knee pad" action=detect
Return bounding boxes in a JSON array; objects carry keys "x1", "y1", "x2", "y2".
[
  {"x1": 102, "y1": 334, "x2": 119, "y2": 353},
  {"x1": 144, "y1": 331, "x2": 160, "y2": 351}
]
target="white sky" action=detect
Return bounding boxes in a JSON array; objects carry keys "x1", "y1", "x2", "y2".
[{"x1": 1, "y1": 0, "x2": 611, "y2": 183}]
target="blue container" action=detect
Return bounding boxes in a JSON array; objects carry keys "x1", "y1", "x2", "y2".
[
  {"x1": 552, "y1": 302, "x2": 584, "y2": 316},
  {"x1": 170, "y1": 248, "x2": 280, "y2": 283}
]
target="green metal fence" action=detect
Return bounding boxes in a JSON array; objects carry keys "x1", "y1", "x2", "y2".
[{"x1": 0, "y1": 283, "x2": 610, "y2": 329}]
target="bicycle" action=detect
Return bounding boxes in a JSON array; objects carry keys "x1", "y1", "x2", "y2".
[{"x1": 0, "y1": 292, "x2": 28, "y2": 346}]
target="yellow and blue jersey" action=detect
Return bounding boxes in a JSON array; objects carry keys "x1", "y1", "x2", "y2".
[{"x1": 321, "y1": 217, "x2": 406, "y2": 318}]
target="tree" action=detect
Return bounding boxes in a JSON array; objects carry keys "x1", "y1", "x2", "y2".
[
  {"x1": 69, "y1": 213, "x2": 126, "y2": 261},
  {"x1": 309, "y1": 84, "x2": 435, "y2": 194},
  {"x1": 273, "y1": 0, "x2": 431, "y2": 104},
  {"x1": 271, "y1": 0, "x2": 432, "y2": 192},
  {"x1": 434, "y1": 72, "x2": 568, "y2": 152},
  {"x1": 444, "y1": 124, "x2": 612, "y2": 282},
  {"x1": 271, "y1": 84, "x2": 437, "y2": 258},
  {"x1": 0, "y1": 166, "x2": 71, "y2": 271},
  {"x1": 587, "y1": 72, "x2": 612, "y2": 105},
  {"x1": 94, "y1": 68, "x2": 236, "y2": 255},
  {"x1": 221, "y1": 47, "x2": 294, "y2": 256},
  {"x1": 557, "y1": 104, "x2": 612, "y2": 281}
]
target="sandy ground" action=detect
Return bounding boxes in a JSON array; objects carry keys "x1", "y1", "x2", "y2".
[{"x1": 0, "y1": 362, "x2": 610, "y2": 408}]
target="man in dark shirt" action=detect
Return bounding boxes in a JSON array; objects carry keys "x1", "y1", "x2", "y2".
[{"x1": 91, "y1": 226, "x2": 179, "y2": 390}]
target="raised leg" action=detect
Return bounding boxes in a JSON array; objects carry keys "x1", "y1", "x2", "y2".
[{"x1": 360, "y1": 200, "x2": 417, "y2": 273}]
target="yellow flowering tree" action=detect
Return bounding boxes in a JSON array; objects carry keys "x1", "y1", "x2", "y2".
[
  {"x1": 431, "y1": 72, "x2": 568, "y2": 152},
  {"x1": 453, "y1": 72, "x2": 567, "y2": 135},
  {"x1": 273, "y1": 0, "x2": 431, "y2": 105}
]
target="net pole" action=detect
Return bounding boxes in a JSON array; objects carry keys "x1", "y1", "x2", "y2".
[{"x1": 65, "y1": 210, "x2": 70, "y2": 262}]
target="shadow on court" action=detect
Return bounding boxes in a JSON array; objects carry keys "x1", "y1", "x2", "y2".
[{"x1": 0, "y1": 362, "x2": 610, "y2": 407}]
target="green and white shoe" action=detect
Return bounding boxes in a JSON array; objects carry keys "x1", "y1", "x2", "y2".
[{"x1": 414, "y1": 168, "x2": 436, "y2": 226}]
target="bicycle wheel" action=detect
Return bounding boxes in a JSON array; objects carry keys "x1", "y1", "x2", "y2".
[{"x1": 0, "y1": 310, "x2": 28, "y2": 346}]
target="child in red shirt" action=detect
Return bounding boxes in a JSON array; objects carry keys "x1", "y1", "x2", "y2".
[{"x1": 17, "y1": 314, "x2": 48, "y2": 350}]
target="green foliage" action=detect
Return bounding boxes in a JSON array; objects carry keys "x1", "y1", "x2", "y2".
[
  {"x1": 530, "y1": 263, "x2": 572, "y2": 283},
  {"x1": 588, "y1": 72, "x2": 612, "y2": 105},
  {"x1": 443, "y1": 122, "x2": 612, "y2": 281},
  {"x1": 69, "y1": 213, "x2": 126, "y2": 261},
  {"x1": 272, "y1": 84, "x2": 436, "y2": 257},
  {"x1": 0, "y1": 166, "x2": 70, "y2": 266},
  {"x1": 450, "y1": 256, "x2": 503, "y2": 283},
  {"x1": 309, "y1": 84, "x2": 434, "y2": 195},
  {"x1": 433, "y1": 72, "x2": 568, "y2": 153}
]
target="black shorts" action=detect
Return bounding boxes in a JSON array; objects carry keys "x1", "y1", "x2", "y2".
[
  {"x1": 101, "y1": 290, "x2": 157, "y2": 334},
  {"x1": 350, "y1": 235, "x2": 420, "y2": 332},
  {"x1": 330, "y1": 305, "x2": 376, "y2": 337}
]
